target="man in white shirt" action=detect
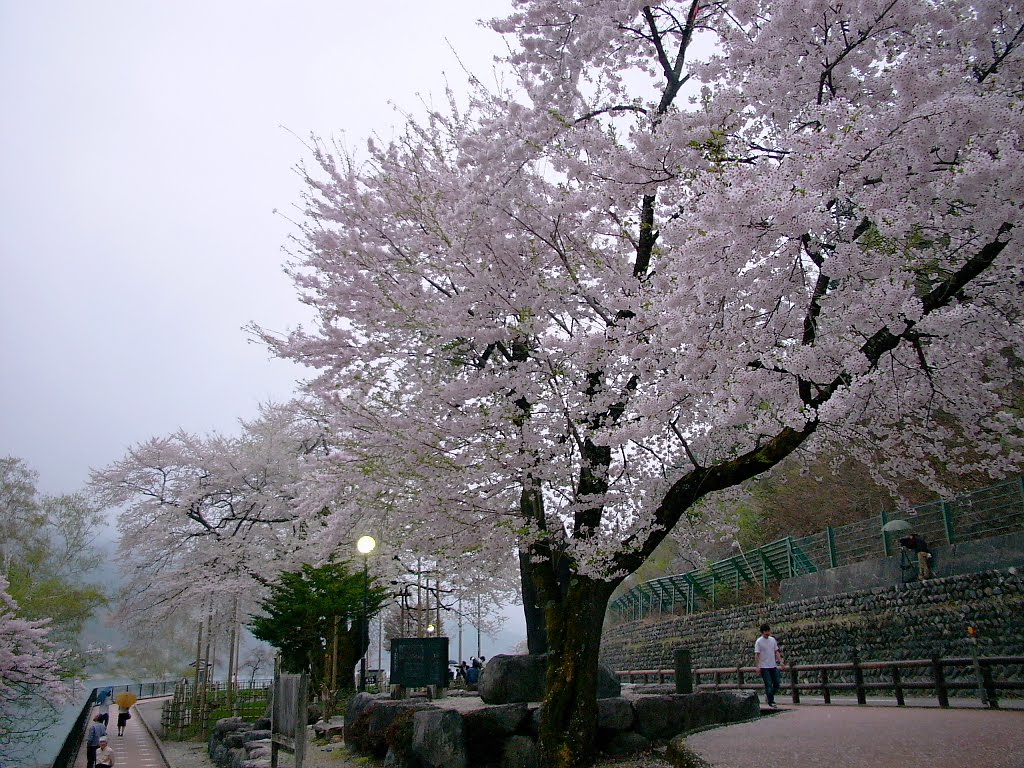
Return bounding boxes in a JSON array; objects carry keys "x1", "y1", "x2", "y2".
[
  {"x1": 754, "y1": 623, "x2": 784, "y2": 708},
  {"x1": 95, "y1": 735, "x2": 116, "y2": 768}
]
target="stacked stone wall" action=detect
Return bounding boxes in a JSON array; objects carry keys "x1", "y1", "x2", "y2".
[{"x1": 600, "y1": 569, "x2": 1024, "y2": 681}]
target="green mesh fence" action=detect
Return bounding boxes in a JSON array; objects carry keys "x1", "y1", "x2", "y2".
[{"x1": 610, "y1": 475, "x2": 1024, "y2": 622}]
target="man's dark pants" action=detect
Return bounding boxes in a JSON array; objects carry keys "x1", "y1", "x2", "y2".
[{"x1": 760, "y1": 666, "x2": 782, "y2": 705}]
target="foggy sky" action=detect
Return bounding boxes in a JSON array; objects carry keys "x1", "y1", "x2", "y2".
[{"x1": 0, "y1": 1, "x2": 509, "y2": 495}]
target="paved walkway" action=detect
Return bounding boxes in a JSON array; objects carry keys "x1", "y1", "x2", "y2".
[
  {"x1": 75, "y1": 701, "x2": 169, "y2": 768},
  {"x1": 69, "y1": 694, "x2": 1024, "y2": 768},
  {"x1": 686, "y1": 704, "x2": 1024, "y2": 768}
]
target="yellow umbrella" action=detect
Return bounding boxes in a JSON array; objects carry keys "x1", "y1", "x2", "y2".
[{"x1": 115, "y1": 691, "x2": 137, "y2": 708}]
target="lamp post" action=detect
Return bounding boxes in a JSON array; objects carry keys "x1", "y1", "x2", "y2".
[{"x1": 356, "y1": 535, "x2": 377, "y2": 692}]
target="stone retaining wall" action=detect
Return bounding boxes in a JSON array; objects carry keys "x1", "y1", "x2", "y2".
[
  {"x1": 600, "y1": 568, "x2": 1024, "y2": 678},
  {"x1": 344, "y1": 689, "x2": 760, "y2": 768}
]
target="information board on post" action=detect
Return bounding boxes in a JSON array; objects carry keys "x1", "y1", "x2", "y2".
[{"x1": 390, "y1": 637, "x2": 450, "y2": 688}]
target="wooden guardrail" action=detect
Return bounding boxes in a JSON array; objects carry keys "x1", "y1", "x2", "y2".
[{"x1": 616, "y1": 654, "x2": 1024, "y2": 708}]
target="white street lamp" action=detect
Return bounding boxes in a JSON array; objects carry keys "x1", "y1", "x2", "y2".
[
  {"x1": 357, "y1": 536, "x2": 377, "y2": 691},
  {"x1": 357, "y1": 535, "x2": 377, "y2": 555}
]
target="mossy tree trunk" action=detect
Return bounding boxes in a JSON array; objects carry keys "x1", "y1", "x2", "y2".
[{"x1": 536, "y1": 575, "x2": 616, "y2": 768}]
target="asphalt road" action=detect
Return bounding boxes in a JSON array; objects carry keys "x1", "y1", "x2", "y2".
[{"x1": 685, "y1": 704, "x2": 1024, "y2": 768}]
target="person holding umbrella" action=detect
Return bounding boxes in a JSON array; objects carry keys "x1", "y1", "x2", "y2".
[
  {"x1": 114, "y1": 691, "x2": 137, "y2": 736},
  {"x1": 898, "y1": 532, "x2": 933, "y2": 578}
]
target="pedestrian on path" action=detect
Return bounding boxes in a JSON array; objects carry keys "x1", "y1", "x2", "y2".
[
  {"x1": 85, "y1": 714, "x2": 107, "y2": 768},
  {"x1": 95, "y1": 735, "x2": 116, "y2": 768},
  {"x1": 114, "y1": 691, "x2": 136, "y2": 736},
  {"x1": 755, "y1": 623, "x2": 785, "y2": 708},
  {"x1": 95, "y1": 688, "x2": 112, "y2": 726},
  {"x1": 115, "y1": 703, "x2": 131, "y2": 736}
]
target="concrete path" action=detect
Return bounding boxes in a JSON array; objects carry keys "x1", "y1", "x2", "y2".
[
  {"x1": 75, "y1": 701, "x2": 169, "y2": 768},
  {"x1": 686, "y1": 704, "x2": 1024, "y2": 768}
]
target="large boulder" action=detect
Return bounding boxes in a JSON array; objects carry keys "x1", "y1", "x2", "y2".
[
  {"x1": 345, "y1": 698, "x2": 438, "y2": 757},
  {"x1": 345, "y1": 691, "x2": 380, "y2": 727},
  {"x1": 502, "y1": 734, "x2": 540, "y2": 768},
  {"x1": 479, "y1": 654, "x2": 621, "y2": 704},
  {"x1": 479, "y1": 655, "x2": 546, "y2": 704},
  {"x1": 597, "y1": 697, "x2": 635, "y2": 731},
  {"x1": 463, "y1": 703, "x2": 530, "y2": 765},
  {"x1": 213, "y1": 717, "x2": 252, "y2": 737},
  {"x1": 412, "y1": 709, "x2": 467, "y2": 768},
  {"x1": 633, "y1": 692, "x2": 759, "y2": 741},
  {"x1": 224, "y1": 732, "x2": 245, "y2": 749}
]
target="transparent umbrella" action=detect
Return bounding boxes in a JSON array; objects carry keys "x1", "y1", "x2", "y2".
[{"x1": 881, "y1": 519, "x2": 912, "y2": 533}]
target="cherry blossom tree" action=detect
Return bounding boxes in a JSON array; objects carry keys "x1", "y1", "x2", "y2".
[
  {"x1": 90, "y1": 402, "x2": 330, "y2": 633},
  {"x1": 0, "y1": 576, "x2": 71, "y2": 761},
  {"x1": 0, "y1": 457, "x2": 106, "y2": 660},
  {"x1": 268, "y1": 1, "x2": 1023, "y2": 765}
]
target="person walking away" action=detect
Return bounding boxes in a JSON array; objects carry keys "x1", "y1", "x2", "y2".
[
  {"x1": 85, "y1": 714, "x2": 107, "y2": 768},
  {"x1": 95, "y1": 735, "x2": 116, "y2": 768},
  {"x1": 95, "y1": 688, "x2": 111, "y2": 726},
  {"x1": 755, "y1": 623, "x2": 785, "y2": 708},
  {"x1": 116, "y1": 701, "x2": 131, "y2": 736}
]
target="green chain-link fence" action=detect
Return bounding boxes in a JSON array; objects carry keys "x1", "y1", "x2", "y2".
[{"x1": 610, "y1": 475, "x2": 1024, "y2": 622}]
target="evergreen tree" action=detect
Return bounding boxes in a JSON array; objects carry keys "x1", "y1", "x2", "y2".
[{"x1": 249, "y1": 562, "x2": 386, "y2": 712}]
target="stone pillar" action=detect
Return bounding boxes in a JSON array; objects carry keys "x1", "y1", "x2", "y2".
[{"x1": 674, "y1": 648, "x2": 693, "y2": 694}]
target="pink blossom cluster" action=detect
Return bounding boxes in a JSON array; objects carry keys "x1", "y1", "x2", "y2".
[
  {"x1": 0, "y1": 576, "x2": 71, "y2": 724},
  {"x1": 267, "y1": 0, "x2": 1022, "y2": 580}
]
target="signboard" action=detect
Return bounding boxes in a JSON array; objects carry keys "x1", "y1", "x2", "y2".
[
  {"x1": 271, "y1": 672, "x2": 307, "y2": 768},
  {"x1": 390, "y1": 637, "x2": 450, "y2": 688}
]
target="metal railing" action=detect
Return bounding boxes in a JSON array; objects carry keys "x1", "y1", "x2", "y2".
[
  {"x1": 610, "y1": 475, "x2": 1024, "y2": 622},
  {"x1": 97, "y1": 680, "x2": 180, "y2": 700},
  {"x1": 616, "y1": 654, "x2": 1024, "y2": 708},
  {"x1": 49, "y1": 689, "x2": 98, "y2": 768}
]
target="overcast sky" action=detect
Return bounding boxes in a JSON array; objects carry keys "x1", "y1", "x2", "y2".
[{"x1": 1, "y1": 0, "x2": 511, "y2": 496}]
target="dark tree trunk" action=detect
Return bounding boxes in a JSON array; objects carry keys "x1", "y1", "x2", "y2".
[
  {"x1": 519, "y1": 545, "x2": 549, "y2": 655},
  {"x1": 537, "y1": 575, "x2": 616, "y2": 768}
]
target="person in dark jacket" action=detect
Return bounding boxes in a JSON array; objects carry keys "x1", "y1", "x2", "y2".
[
  {"x1": 899, "y1": 533, "x2": 933, "y2": 578},
  {"x1": 85, "y1": 714, "x2": 107, "y2": 768}
]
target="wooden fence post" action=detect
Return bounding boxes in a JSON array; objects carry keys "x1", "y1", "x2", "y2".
[
  {"x1": 892, "y1": 665, "x2": 905, "y2": 706},
  {"x1": 821, "y1": 668, "x2": 830, "y2": 704},
  {"x1": 789, "y1": 667, "x2": 800, "y2": 704},
  {"x1": 852, "y1": 649, "x2": 866, "y2": 705}
]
